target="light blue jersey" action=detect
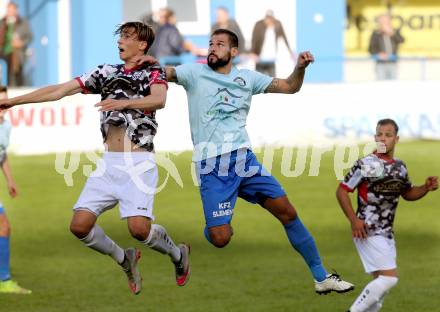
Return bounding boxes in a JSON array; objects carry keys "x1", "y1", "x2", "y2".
[
  {"x1": 0, "y1": 120, "x2": 11, "y2": 164},
  {"x1": 175, "y1": 63, "x2": 272, "y2": 161}
]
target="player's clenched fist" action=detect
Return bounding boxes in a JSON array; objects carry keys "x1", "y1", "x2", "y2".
[
  {"x1": 296, "y1": 51, "x2": 314, "y2": 69},
  {"x1": 425, "y1": 176, "x2": 438, "y2": 191}
]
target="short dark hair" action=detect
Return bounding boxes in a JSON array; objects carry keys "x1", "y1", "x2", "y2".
[
  {"x1": 211, "y1": 28, "x2": 239, "y2": 49},
  {"x1": 114, "y1": 22, "x2": 155, "y2": 54},
  {"x1": 0, "y1": 85, "x2": 7, "y2": 93},
  {"x1": 377, "y1": 118, "x2": 399, "y2": 134}
]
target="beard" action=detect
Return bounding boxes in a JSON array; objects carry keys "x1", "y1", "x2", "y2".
[{"x1": 207, "y1": 52, "x2": 231, "y2": 70}]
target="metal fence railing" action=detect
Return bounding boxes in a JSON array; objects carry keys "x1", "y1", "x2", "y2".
[{"x1": 344, "y1": 56, "x2": 440, "y2": 82}]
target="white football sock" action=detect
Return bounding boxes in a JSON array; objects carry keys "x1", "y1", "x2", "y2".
[
  {"x1": 142, "y1": 224, "x2": 181, "y2": 262},
  {"x1": 80, "y1": 224, "x2": 125, "y2": 264},
  {"x1": 365, "y1": 297, "x2": 384, "y2": 312},
  {"x1": 349, "y1": 275, "x2": 398, "y2": 312}
]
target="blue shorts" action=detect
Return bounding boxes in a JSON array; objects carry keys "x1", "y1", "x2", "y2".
[
  {"x1": 196, "y1": 149, "x2": 286, "y2": 228},
  {"x1": 0, "y1": 206, "x2": 4, "y2": 214}
]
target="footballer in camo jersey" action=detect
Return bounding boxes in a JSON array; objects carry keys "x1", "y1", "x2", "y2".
[
  {"x1": 340, "y1": 152, "x2": 412, "y2": 239},
  {"x1": 75, "y1": 63, "x2": 168, "y2": 152}
]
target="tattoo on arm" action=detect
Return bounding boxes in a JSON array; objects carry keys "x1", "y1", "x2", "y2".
[
  {"x1": 166, "y1": 67, "x2": 178, "y2": 82},
  {"x1": 286, "y1": 72, "x2": 296, "y2": 85},
  {"x1": 265, "y1": 67, "x2": 305, "y2": 93},
  {"x1": 265, "y1": 78, "x2": 280, "y2": 93}
]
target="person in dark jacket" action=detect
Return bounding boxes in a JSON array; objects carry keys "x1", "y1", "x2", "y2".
[
  {"x1": 251, "y1": 10, "x2": 293, "y2": 77},
  {"x1": 0, "y1": 2, "x2": 33, "y2": 87},
  {"x1": 149, "y1": 8, "x2": 185, "y2": 65},
  {"x1": 368, "y1": 14, "x2": 404, "y2": 80}
]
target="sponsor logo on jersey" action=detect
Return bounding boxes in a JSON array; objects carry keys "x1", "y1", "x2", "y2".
[{"x1": 371, "y1": 179, "x2": 406, "y2": 195}]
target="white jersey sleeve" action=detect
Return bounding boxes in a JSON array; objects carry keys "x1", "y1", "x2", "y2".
[{"x1": 341, "y1": 159, "x2": 364, "y2": 192}]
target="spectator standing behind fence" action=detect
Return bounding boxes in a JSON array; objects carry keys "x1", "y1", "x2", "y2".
[
  {"x1": 368, "y1": 14, "x2": 404, "y2": 80},
  {"x1": 251, "y1": 10, "x2": 294, "y2": 77},
  {"x1": 211, "y1": 6, "x2": 245, "y2": 54},
  {"x1": 0, "y1": 2, "x2": 32, "y2": 87}
]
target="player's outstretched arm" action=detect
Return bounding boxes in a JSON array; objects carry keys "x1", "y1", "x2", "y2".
[
  {"x1": 96, "y1": 83, "x2": 167, "y2": 112},
  {"x1": 265, "y1": 51, "x2": 314, "y2": 94},
  {"x1": 0, "y1": 79, "x2": 82, "y2": 111},
  {"x1": 402, "y1": 176, "x2": 438, "y2": 201},
  {"x1": 336, "y1": 185, "x2": 368, "y2": 239}
]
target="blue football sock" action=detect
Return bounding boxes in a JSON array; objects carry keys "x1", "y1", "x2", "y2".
[
  {"x1": 0, "y1": 236, "x2": 11, "y2": 281},
  {"x1": 284, "y1": 217, "x2": 327, "y2": 282},
  {"x1": 204, "y1": 226, "x2": 213, "y2": 244}
]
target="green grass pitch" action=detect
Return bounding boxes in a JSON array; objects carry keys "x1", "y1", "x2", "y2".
[{"x1": 1, "y1": 141, "x2": 439, "y2": 312}]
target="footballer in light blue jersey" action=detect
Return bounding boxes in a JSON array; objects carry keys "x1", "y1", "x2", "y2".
[
  {"x1": 175, "y1": 62, "x2": 272, "y2": 161},
  {"x1": 0, "y1": 86, "x2": 31, "y2": 294},
  {"x1": 154, "y1": 28, "x2": 354, "y2": 293}
]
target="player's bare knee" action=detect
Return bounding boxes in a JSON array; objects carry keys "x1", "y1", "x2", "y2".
[
  {"x1": 0, "y1": 215, "x2": 9, "y2": 236},
  {"x1": 264, "y1": 196, "x2": 298, "y2": 224},
  {"x1": 70, "y1": 220, "x2": 93, "y2": 239},
  {"x1": 128, "y1": 221, "x2": 150, "y2": 241},
  {"x1": 211, "y1": 236, "x2": 231, "y2": 248},
  {"x1": 127, "y1": 217, "x2": 151, "y2": 241},
  {"x1": 285, "y1": 207, "x2": 298, "y2": 222},
  {"x1": 209, "y1": 231, "x2": 232, "y2": 248},
  {"x1": 276, "y1": 204, "x2": 297, "y2": 224},
  {"x1": 70, "y1": 210, "x2": 97, "y2": 238},
  {"x1": 0, "y1": 221, "x2": 10, "y2": 236},
  {"x1": 129, "y1": 226, "x2": 149, "y2": 241}
]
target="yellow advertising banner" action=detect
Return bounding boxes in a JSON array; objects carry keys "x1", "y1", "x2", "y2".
[{"x1": 346, "y1": 0, "x2": 440, "y2": 56}]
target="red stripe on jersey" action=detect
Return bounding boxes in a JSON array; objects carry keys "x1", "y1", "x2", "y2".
[
  {"x1": 123, "y1": 64, "x2": 143, "y2": 73},
  {"x1": 339, "y1": 182, "x2": 354, "y2": 193},
  {"x1": 358, "y1": 181, "x2": 368, "y2": 203}
]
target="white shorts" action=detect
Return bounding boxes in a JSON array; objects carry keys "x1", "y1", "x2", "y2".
[
  {"x1": 354, "y1": 235, "x2": 397, "y2": 274},
  {"x1": 73, "y1": 152, "x2": 158, "y2": 219}
]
